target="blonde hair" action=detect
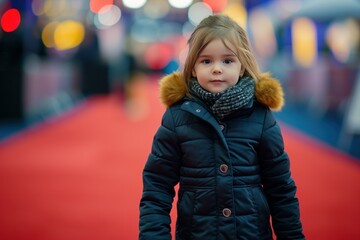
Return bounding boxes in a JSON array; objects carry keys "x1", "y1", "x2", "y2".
[{"x1": 183, "y1": 15, "x2": 262, "y2": 91}]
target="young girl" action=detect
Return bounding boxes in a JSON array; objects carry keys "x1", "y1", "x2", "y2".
[{"x1": 139, "y1": 15, "x2": 305, "y2": 240}]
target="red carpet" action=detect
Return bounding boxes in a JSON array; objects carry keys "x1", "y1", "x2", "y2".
[{"x1": 0, "y1": 78, "x2": 359, "y2": 240}]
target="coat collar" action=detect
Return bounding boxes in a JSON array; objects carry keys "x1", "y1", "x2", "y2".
[{"x1": 159, "y1": 71, "x2": 284, "y2": 111}]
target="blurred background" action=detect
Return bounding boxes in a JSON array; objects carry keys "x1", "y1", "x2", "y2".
[{"x1": 0, "y1": 0, "x2": 360, "y2": 239}]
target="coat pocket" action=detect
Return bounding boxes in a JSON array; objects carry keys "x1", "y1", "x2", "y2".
[
  {"x1": 256, "y1": 187, "x2": 270, "y2": 215},
  {"x1": 176, "y1": 190, "x2": 195, "y2": 239},
  {"x1": 252, "y1": 186, "x2": 272, "y2": 237}
]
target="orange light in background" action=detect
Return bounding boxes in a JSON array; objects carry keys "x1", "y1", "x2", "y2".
[
  {"x1": 292, "y1": 18, "x2": 317, "y2": 67},
  {"x1": 54, "y1": 20, "x2": 85, "y2": 50},
  {"x1": 42, "y1": 21, "x2": 59, "y2": 48},
  {"x1": 1, "y1": 8, "x2": 21, "y2": 32},
  {"x1": 203, "y1": 0, "x2": 228, "y2": 12},
  {"x1": 90, "y1": 0, "x2": 114, "y2": 13},
  {"x1": 221, "y1": 1, "x2": 246, "y2": 28},
  {"x1": 144, "y1": 43, "x2": 173, "y2": 70}
]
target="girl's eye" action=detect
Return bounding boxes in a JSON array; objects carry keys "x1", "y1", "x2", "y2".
[
  {"x1": 224, "y1": 59, "x2": 234, "y2": 64},
  {"x1": 201, "y1": 59, "x2": 211, "y2": 64}
]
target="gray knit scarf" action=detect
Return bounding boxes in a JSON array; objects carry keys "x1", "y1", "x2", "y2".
[{"x1": 190, "y1": 76, "x2": 255, "y2": 119}]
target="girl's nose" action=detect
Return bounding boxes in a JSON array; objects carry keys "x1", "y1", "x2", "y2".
[{"x1": 212, "y1": 63, "x2": 222, "y2": 74}]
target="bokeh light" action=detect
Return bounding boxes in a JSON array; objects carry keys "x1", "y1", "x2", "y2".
[
  {"x1": 97, "y1": 22, "x2": 125, "y2": 63},
  {"x1": 97, "y1": 4, "x2": 121, "y2": 28},
  {"x1": 168, "y1": 0, "x2": 193, "y2": 9},
  {"x1": 1, "y1": 8, "x2": 21, "y2": 32},
  {"x1": 188, "y1": 2, "x2": 213, "y2": 26},
  {"x1": 54, "y1": 20, "x2": 85, "y2": 50},
  {"x1": 326, "y1": 19, "x2": 360, "y2": 63},
  {"x1": 203, "y1": 0, "x2": 228, "y2": 12},
  {"x1": 90, "y1": 0, "x2": 114, "y2": 13},
  {"x1": 249, "y1": 9, "x2": 277, "y2": 58},
  {"x1": 144, "y1": 42, "x2": 173, "y2": 70},
  {"x1": 292, "y1": 17, "x2": 317, "y2": 67},
  {"x1": 42, "y1": 21, "x2": 59, "y2": 48},
  {"x1": 122, "y1": 0, "x2": 147, "y2": 9},
  {"x1": 221, "y1": 1, "x2": 247, "y2": 28}
]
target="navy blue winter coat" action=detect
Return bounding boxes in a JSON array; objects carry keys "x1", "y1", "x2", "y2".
[{"x1": 139, "y1": 72, "x2": 304, "y2": 240}]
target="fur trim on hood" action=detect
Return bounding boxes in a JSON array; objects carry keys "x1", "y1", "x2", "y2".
[{"x1": 159, "y1": 71, "x2": 284, "y2": 111}]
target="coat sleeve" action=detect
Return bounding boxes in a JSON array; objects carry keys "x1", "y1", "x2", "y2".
[
  {"x1": 258, "y1": 109, "x2": 305, "y2": 240},
  {"x1": 139, "y1": 108, "x2": 181, "y2": 240}
]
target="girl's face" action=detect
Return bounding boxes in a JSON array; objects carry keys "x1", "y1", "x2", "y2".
[{"x1": 192, "y1": 38, "x2": 242, "y2": 93}]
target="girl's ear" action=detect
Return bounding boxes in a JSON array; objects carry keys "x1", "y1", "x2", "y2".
[
  {"x1": 192, "y1": 69, "x2": 197, "y2": 77},
  {"x1": 240, "y1": 67, "x2": 245, "y2": 77}
]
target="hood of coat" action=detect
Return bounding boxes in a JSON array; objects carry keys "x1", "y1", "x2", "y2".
[{"x1": 159, "y1": 71, "x2": 285, "y2": 111}]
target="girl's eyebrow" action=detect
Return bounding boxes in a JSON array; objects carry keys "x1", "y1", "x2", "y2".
[
  {"x1": 198, "y1": 54, "x2": 211, "y2": 58},
  {"x1": 223, "y1": 54, "x2": 237, "y2": 57},
  {"x1": 198, "y1": 53, "x2": 237, "y2": 58}
]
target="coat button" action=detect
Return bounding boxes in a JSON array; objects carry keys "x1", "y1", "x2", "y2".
[
  {"x1": 220, "y1": 124, "x2": 225, "y2": 131},
  {"x1": 196, "y1": 109, "x2": 201, "y2": 113},
  {"x1": 219, "y1": 164, "x2": 228, "y2": 174},
  {"x1": 222, "y1": 208, "x2": 231, "y2": 218}
]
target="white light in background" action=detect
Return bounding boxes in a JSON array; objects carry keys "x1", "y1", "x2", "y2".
[
  {"x1": 188, "y1": 2, "x2": 213, "y2": 26},
  {"x1": 168, "y1": 0, "x2": 193, "y2": 9},
  {"x1": 326, "y1": 19, "x2": 360, "y2": 63},
  {"x1": 97, "y1": 4, "x2": 121, "y2": 27},
  {"x1": 122, "y1": 0, "x2": 147, "y2": 9}
]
